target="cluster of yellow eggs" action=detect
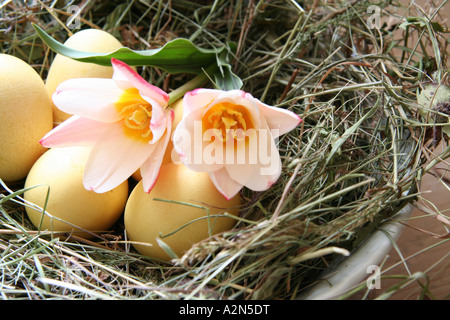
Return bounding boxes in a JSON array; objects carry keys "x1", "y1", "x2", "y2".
[{"x1": 1, "y1": 29, "x2": 240, "y2": 262}]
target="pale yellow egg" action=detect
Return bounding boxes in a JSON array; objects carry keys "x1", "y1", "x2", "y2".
[
  {"x1": 24, "y1": 146, "x2": 129, "y2": 239},
  {"x1": 124, "y1": 162, "x2": 241, "y2": 261},
  {"x1": 131, "y1": 98, "x2": 184, "y2": 181},
  {"x1": 45, "y1": 28, "x2": 124, "y2": 125},
  {"x1": 0, "y1": 54, "x2": 53, "y2": 183}
]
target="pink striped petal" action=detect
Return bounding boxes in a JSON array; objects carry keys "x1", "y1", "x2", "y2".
[
  {"x1": 83, "y1": 123, "x2": 154, "y2": 193},
  {"x1": 140, "y1": 109, "x2": 174, "y2": 192},
  {"x1": 209, "y1": 167, "x2": 243, "y2": 200},
  {"x1": 39, "y1": 115, "x2": 109, "y2": 148},
  {"x1": 111, "y1": 58, "x2": 169, "y2": 107},
  {"x1": 53, "y1": 78, "x2": 124, "y2": 122},
  {"x1": 141, "y1": 96, "x2": 167, "y2": 144}
]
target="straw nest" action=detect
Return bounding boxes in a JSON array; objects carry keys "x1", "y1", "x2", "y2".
[{"x1": 1, "y1": 0, "x2": 448, "y2": 300}]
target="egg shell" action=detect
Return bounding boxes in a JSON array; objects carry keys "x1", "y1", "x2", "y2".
[
  {"x1": 125, "y1": 162, "x2": 241, "y2": 261},
  {"x1": 132, "y1": 98, "x2": 184, "y2": 181},
  {"x1": 45, "y1": 28, "x2": 124, "y2": 125},
  {"x1": 24, "y1": 146, "x2": 129, "y2": 239},
  {"x1": 0, "y1": 54, "x2": 53, "y2": 182}
]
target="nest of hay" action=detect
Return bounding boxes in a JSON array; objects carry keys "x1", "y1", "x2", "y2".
[{"x1": 1, "y1": 0, "x2": 449, "y2": 300}]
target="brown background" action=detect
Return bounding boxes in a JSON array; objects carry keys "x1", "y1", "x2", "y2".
[
  {"x1": 369, "y1": 1, "x2": 449, "y2": 300},
  {"x1": 378, "y1": 144, "x2": 450, "y2": 299}
]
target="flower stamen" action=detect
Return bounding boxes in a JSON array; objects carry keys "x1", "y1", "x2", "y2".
[
  {"x1": 203, "y1": 102, "x2": 254, "y2": 145},
  {"x1": 116, "y1": 89, "x2": 154, "y2": 142}
]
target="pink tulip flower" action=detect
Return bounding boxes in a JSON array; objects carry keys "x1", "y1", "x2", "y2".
[
  {"x1": 40, "y1": 58, "x2": 173, "y2": 193},
  {"x1": 172, "y1": 89, "x2": 301, "y2": 200}
]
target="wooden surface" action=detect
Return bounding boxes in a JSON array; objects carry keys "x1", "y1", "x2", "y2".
[{"x1": 378, "y1": 156, "x2": 450, "y2": 300}]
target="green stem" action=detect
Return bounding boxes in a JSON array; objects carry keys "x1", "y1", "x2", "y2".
[{"x1": 167, "y1": 64, "x2": 218, "y2": 105}]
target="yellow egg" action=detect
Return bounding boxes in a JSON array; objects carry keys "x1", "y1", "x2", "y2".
[
  {"x1": 124, "y1": 162, "x2": 241, "y2": 261},
  {"x1": 131, "y1": 98, "x2": 184, "y2": 181},
  {"x1": 45, "y1": 28, "x2": 125, "y2": 125},
  {"x1": 0, "y1": 54, "x2": 53, "y2": 183},
  {"x1": 24, "y1": 146, "x2": 129, "y2": 239}
]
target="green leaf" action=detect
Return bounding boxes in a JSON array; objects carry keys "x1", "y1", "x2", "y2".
[
  {"x1": 156, "y1": 238, "x2": 179, "y2": 260},
  {"x1": 399, "y1": 17, "x2": 446, "y2": 32},
  {"x1": 33, "y1": 23, "x2": 242, "y2": 90},
  {"x1": 214, "y1": 51, "x2": 243, "y2": 90},
  {"x1": 34, "y1": 23, "x2": 216, "y2": 73}
]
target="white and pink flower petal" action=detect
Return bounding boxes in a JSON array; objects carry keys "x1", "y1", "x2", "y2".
[
  {"x1": 143, "y1": 97, "x2": 168, "y2": 144},
  {"x1": 208, "y1": 167, "x2": 243, "y2": 200},
  {"x1": 254, "y1": 100, "x2": 301, "y2": 137},
  {"x1": 39, "y1": 115, "x2": 109, "y2": 148},
  {"x1": 139, "y1": 109, "x2": 174, "y2": 193},
  {"x1": 111, "y1": 58, "x2": 169, "y2": 107},
  {"x1": 52, "y1": 78, "x2": 125, "y2": 122},
  {"x1": 182, "y1": 88, "x2": 222, "y2": 116},
  {"x1": 225, "y1": 127, "x2": 282, "y2": 192},
  {"x1": 83, "y1": 123, "x2": 154, "y2": 193},
  {"x1": 173, "y1": 108, "x2": 224, "y2": 173}
]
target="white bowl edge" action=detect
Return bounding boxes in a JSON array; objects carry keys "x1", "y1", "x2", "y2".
[{"x1": 297, "y1": 203, "x2": 414, "y2": 300}]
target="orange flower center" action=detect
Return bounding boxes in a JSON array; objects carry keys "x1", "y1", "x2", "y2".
[
  {"x1": 202, "y1": 102, "x2": 254, "y2": 145},
  {"x1": 116, "y1": 88, "x2": 153, "y2": 143}
]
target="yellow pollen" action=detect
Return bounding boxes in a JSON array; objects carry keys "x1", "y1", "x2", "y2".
[
  {"x1": 129, "y1": 108, "x2": 148, "y2": 125},
  {"x1": 221, "y1": 116, "x2": 237, "y2": 129},
  {"x1": 203, "y1": 102, "x2": 253, "y2": 145},
  {"x1": 116, "y1": 88, "x2": 153, "y2": 142}
]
